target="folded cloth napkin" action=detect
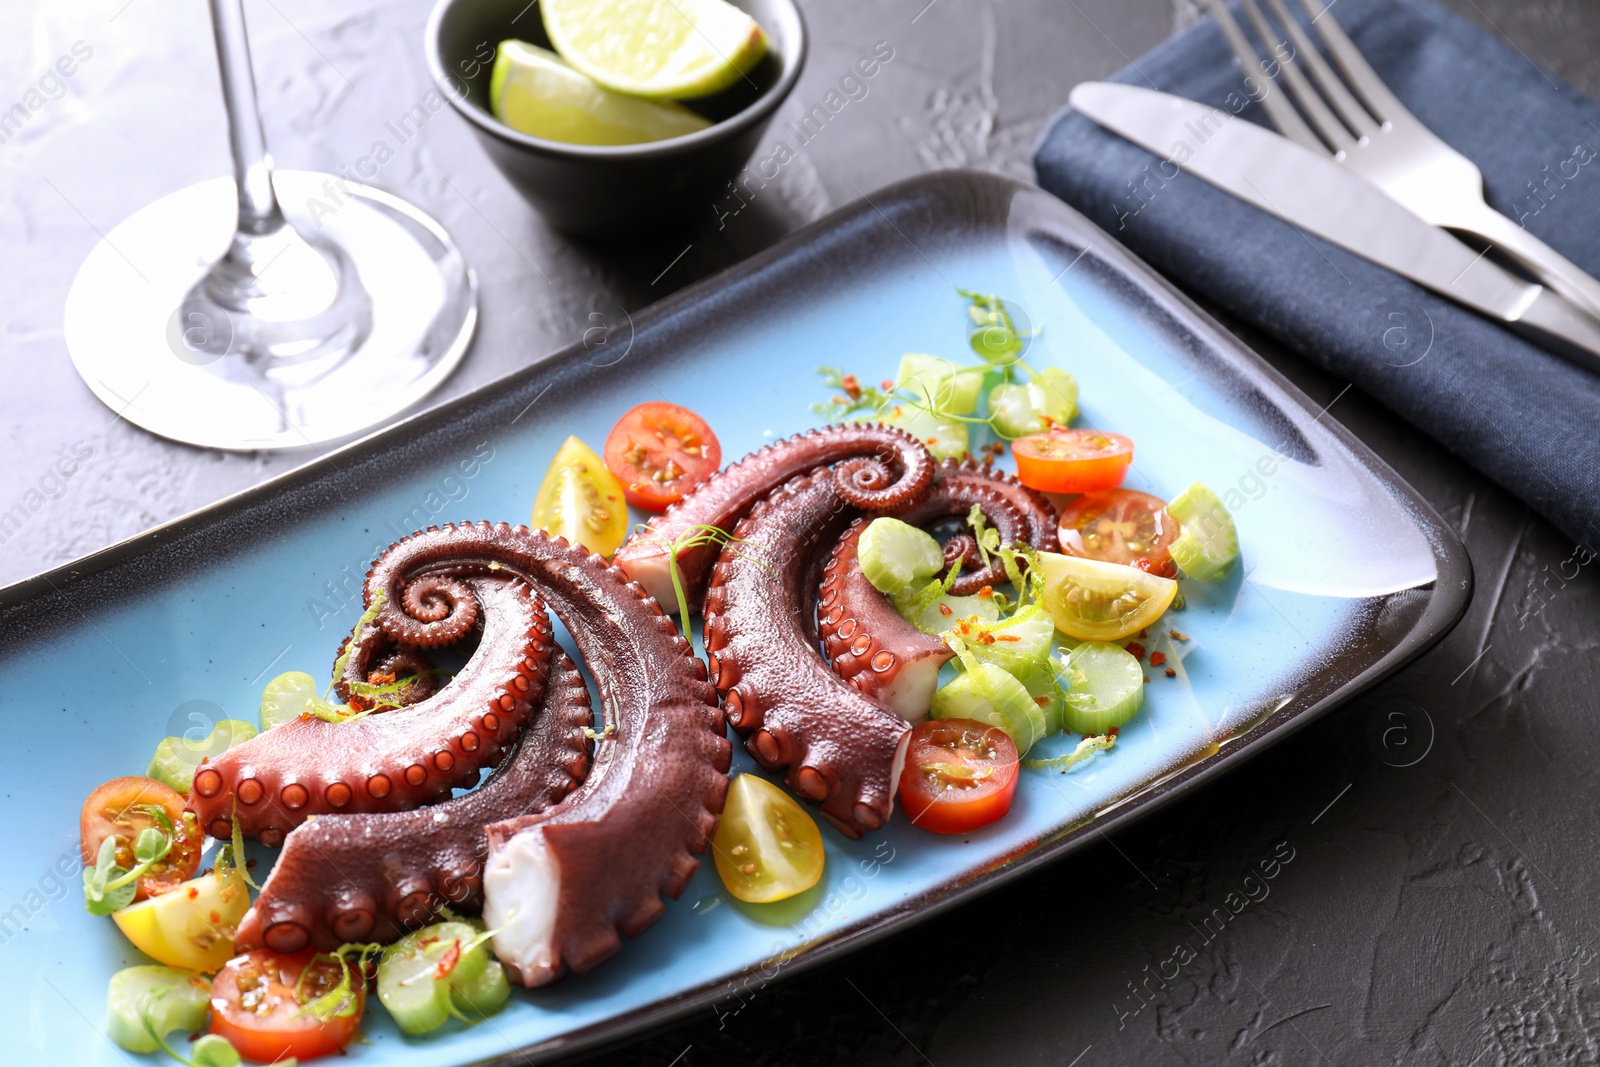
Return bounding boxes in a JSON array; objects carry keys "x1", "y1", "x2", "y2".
[{"x1": 1034, "y1": 0, "x2": 1600, "y2": 555}]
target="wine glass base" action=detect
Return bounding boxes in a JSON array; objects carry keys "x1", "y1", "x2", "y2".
[{"x1": 64, "y1": 171, "x2": 477, "y2": 451}]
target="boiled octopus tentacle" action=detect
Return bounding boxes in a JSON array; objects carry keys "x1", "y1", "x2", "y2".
[
  {"x1": 613, "y1": 423, "x2": 936, "y2": 609},
  {"x1": 338, "y1": 523, "x2": 728, "y2": 988},
  {"x1": 702, "y1": 467, "x2": 911, "y2": 840},
  {"x1": 818, "y1": 517, "x2": 952, "y2": 723},
  {"x1": 187, "y1": 574, "x2": 555, "y2": 845},
  {"x1": 894, "y1": 459, "x2": 1059, "y2": 595},
  {"x1": 234, "y1": 625, "x2": 594, "y2": 954},
  {"x1": 819, "y1": 462, "x2": 1058, "y2": 720}
]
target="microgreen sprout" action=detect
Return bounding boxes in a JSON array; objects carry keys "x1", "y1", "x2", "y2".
[
  {"x1": 957, "y1": 289, "x2": 1040, "y2": 381},
  {"x1": 650, "y1": 523, "x2": 776, "y2": 645},
  {"x1": 140, "y1": 982, "x2": 241, "y2": 1067},
  {"x1": 83, "y1": 818, "x2": 177, "y2": 915}
]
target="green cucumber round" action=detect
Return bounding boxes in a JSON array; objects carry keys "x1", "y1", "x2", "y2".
[
  {"x1": 858, "y1": 518, "x2": 946, "y2": 595},
  {"x1": 106, "y1": 965, "x2": 209, "y2": 1053},
  {"x1": 930, "y1": 660, "x2": 1048, "y2": 754},
  {"x1": 1060, "y1": 642, "x2": 1144, "y2": 735},
  {"x1": 1167, "y1": 481, "x2": 1238, "y2": 580}
]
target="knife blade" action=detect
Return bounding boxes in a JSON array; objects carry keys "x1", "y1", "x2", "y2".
[{"x1": 1068, "y1": 81, "x2": 1600, "y2": 371}]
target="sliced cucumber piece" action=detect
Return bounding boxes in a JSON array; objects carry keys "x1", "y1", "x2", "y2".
[
  {"x1": 148, "y1": 720, "x2": 257, "y2": 793},
  {"x1": 895, "y1": 584, "x2": 1002, "y2": 635},
  {"x1": 1060, "y1": 642, "x2": 1144, "y2": 735},
  {"x1": 260, "y1": 671, "x2": 325, "y2": 730},
  {"x1": 1167, "y1": 481, "x2": 1239, "y2": 580},
  {"x1": 378, "y1": 921, "x2": 484, "y2": 1034},
  {"x1": 858, "y1": 518, "x2": 946, "y2": 595},
  {"x1": 449, "y1": 957, "x2": 513, "y2": 1017},
  {"x1": 895, "y1": 353, "x2": 985, "y2": 415},
  {"x1": 953, "y1": 603, "x2": 1056, "y2": 675},
  {"x1": 106, "y1": 965, "x2": 209, "y2": 1053},
  {"x1": 930, "y1": 660, "x2": 1048, "y2": 754},
  {"x1": 1016, "y1": 657, "x2": 1064, "y2": 737},
  {"x1": 988, "y1": 367, "x2": 1079, "y2": 437},
  {"x1": 881, "y1": 403, "x2": 969, "y2": 461}
]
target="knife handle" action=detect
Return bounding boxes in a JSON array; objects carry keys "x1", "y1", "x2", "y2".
[
  {"x1": 1451, "y1": 202, "x2": 1600, "y2": 328},
  {"x1": 1511, "y1": 288, "x2": 1600, "y2": 374}
]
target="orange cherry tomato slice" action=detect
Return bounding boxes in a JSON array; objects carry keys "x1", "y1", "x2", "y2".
[
  {"x1": 1011, "y1": 429, "x2": 1134, "y2": 494},
  {"x1": 897, "y1": 719, "x2": 1020, "y2": 835},
  {"x1": 602, "y1": 401, "x2": 722, "y2": 511},
  {"x1": 1058, "y1": 488, "x2": 1178, "y2": 578},
  {"x1": 80, "y1": 776, "x2": 202, "y2": 900},
  {"x1": 210, "y1": 949, "x2": 365, "y2": 1063}
]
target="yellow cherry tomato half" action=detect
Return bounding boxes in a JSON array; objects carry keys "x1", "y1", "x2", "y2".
[
  {"x1": 1035, "y1": 549, "x2": 1178, "y2": 641},
  {"x1": 531, "y1": 435, "x2": 630, "y2": 557},
  {"x1": 712, "y1": 774, "x2": 825, "y2": 903},
  {"x1": 111, "y1": 870, "x2": 250, "y2": 973}
]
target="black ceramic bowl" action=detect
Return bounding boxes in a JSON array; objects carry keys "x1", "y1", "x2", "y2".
[{"x1": 424, "y1": 0, "x2": 806, "y2": 238}]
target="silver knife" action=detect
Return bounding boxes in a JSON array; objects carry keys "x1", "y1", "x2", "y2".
[{"x1": 1068, "y1": 81, "x2": 1600, "y2": 372}]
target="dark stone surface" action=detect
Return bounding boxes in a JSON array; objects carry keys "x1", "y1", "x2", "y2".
[{"x1": 5, "y1": 0, "x2": 1598, "y2": 1063}]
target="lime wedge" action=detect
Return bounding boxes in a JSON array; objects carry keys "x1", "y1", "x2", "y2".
[
  {"x1": 489, "y1": 40, "x2": 712, "y2": 146},
  {"x1": 540, "y1": 0, "x2": 768, "y2": 100}
]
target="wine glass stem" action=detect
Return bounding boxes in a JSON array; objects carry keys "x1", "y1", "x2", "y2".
[{"x1": 208, "y1": 0, "x2": 284, "y2": 236}]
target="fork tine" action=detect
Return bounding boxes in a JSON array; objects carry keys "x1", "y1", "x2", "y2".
[
  {"x1": 1262, "y1": 0, "x2": 1378, "y2": 137},
  {"x1": 1238, "y1": 0, "x2": 1354, "y2": 151},
  {"x1": 1294, "y1": 0, "x2": 1411, "y2": 126},
  {"x1": 1202, "y1": 0, "x2": 1321, "y2": 150}
]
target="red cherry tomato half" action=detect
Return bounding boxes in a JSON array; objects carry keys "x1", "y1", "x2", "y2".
[
  {"x1": 602, "y1": 401, "x2": 722, "y2": 511},
  {"x1": 898, "y1": 719, "x2": 1020, "y2": 835},
  {"x1": 1011, "y1": 429, "x2": 1134, "y2": 494},
  {"x1": 209, "y1": 949, "x2": 366, "y2": 1063},
  {"x1": 1058, "y1": 488, "x2": 1179, "y2": 578},
  {"x1": 79, "y1": 776, "x2": 201, "y2": 900}
]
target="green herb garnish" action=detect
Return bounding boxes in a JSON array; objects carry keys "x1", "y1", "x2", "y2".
[
  {"x1": 83, "y1": 823, "x2": 175, "y2": 916},
  {"x1": 328, "y1": 590, "x2": 387, "y2": 699},
  {"x1": 1022, "y1": 732, "x2": 1116, "y2": 772},
  {"x1": 958, "y1": 289, "x2": 1039, "y2": 380},
  {"x1": 652, "y1": 523, "x2": 775, "y2": 645},
  {"x1": 810, "y1": 367, "x2": 894, "y2": 421}
]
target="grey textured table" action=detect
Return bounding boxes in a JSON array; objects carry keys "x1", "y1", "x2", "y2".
[{"x1": 6, "y1": 0, "x2": 1600, "y2": 1063}]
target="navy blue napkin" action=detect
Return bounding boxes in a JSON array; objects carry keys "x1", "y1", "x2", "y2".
[{"x1": 1033, "y1": 0, "x2": 1600, "y2": 554}]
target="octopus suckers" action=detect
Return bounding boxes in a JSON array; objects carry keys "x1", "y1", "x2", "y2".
[
  {"x1": 753, "y1": 729, "x2": 781, "y2": 765},
  {"x1": 264, "y1": 922, "x2": 308, "y2": 953},
  {"x1": 796, "y1": 766, "x2": 829, "y2": 801}
]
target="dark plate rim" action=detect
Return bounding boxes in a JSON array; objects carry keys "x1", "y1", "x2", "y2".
[{"x1": 6, "y1": 170, "x2": 1473, "y2": 1065}]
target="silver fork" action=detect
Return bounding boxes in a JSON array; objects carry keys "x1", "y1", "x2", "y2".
[{"x1": 1204, "y1": 0, "x2": 1600, "y2": 325}]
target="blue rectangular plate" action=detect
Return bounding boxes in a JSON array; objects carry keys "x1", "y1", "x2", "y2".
[{"x1": 0, "y1": 171, "x2": 1469, "y2": 1065}]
